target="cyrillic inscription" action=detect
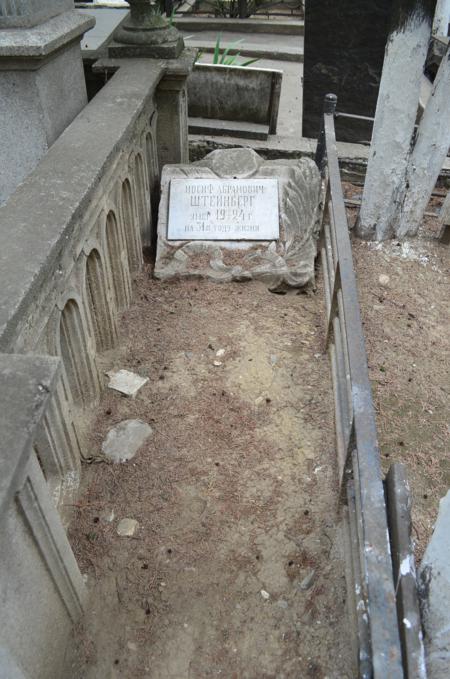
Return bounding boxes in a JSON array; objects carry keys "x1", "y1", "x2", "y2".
[{"x1": 167, "y1": 178, "x2": 279, "y2": 241}]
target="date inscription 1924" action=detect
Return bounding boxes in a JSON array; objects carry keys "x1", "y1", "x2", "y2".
[{"x1": 167, "y1": 178, "x2": 279, "y2": 241}]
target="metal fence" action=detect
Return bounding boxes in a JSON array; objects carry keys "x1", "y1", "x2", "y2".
[{"x1": 315, "y1": 93, "x2": 407, "y2": 678}]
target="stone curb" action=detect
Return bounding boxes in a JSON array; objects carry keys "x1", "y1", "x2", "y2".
[
  {"x1": 175, "y1": 17, "x2": 304, "y2": 35},
  {"x1": 184, "y1": 38, "x2": 303, "y2": 62}
]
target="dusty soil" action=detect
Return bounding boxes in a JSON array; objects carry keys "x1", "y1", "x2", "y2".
[
  {"x1": 67, "y1": 184, "x2": 449, "y2": 677},
  {"x1": 348, "y1": 209, "x2": 450, "y2": 561},
  {"x1": 68, "y1": 275, "x2": 353, "y2": 679}
]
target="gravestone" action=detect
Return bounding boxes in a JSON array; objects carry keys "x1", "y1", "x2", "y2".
[
  {"x1": 155, "y1": 148, "x2": 322, "y2": 290},
  {"x1": 303, "y1": 0, "x2": 392, "y2": 143}
]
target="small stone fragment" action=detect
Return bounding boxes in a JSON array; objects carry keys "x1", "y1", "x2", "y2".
[
  {"x1": 255, "y1": 396, "x2": 264, "y2": 406},
  {"x1": 378, "y1": 274, "x2": 390, "y2": 287},
  {"x1": 260, "y1": 589, "x2": 270, "y2": 600},
  {"x1": 213, "y1": 361, "x2": 222, "y2": 367},
  {"x1": 216, "y1": 348, "x2": 225, "y2": 357},
  {"x1": 277, "y1": 599, "x2": 289, "y2": 609},
  {"x1": 100, "y1": 509, "x2": 115, "y2": 523},
  {"x1": 127, "y1": 642, "x2": 137, "y2": 652},
  {"x1": 102, "y1": 419, "x2": 153, "y2": 463},
  {"x1": 299, "y1": 569, "x2": 316, "y2": 591},
  {"x1": 107, "y1": 369, "x2": 148, "y2": 398},
  {"x1": 117, "y1": 518, "x2": 139, "y2": 537}
]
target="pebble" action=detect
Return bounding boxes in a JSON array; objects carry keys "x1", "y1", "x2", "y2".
[
  {"x1": 216, "y1": 348, "x2": 225, "y2": 357},
  {"x1": 299, "y1": 569, "x2": 316, "y2": 591},
  {"x1": 127, "y1": 642, "x2": 137, "y2": 652},
  {"x1": 378, "y1": 274, "x2": 390, "y2": 287},
  {"x1": 255, "y1": 396, "x2": 264, "y2": 406},
  {"x1": 260, "y1": 589, "x2": 270, "y2": 600},
  {"x1": 100, "y1": 509, "x2": 115, "y2": 523},
  {"x1": 213, "y1": 361, "x2": 222, "y2": 367},
  {"x1": 117, "y1": 518, "x2": 139, "y2": 537},
  {"x1": 277, "y1": 599, "x2": 289, "y2": 609}
]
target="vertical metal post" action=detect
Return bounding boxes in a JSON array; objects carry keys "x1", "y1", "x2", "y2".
[{"x1": 315, "y1": 93, "x2": 337, "y2": 176}]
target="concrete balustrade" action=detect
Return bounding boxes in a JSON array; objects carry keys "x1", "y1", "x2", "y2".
[{"x1": 0, "y1": 49, "x2": 193, "y2": 676}]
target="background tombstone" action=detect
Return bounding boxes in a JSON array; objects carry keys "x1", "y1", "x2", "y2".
[
  {"x1": 302, "y1": 0, "x2": 392, "y2": 143},
  {"x1": 0, "y1": 0, "x2": 94, "y2": 205}
]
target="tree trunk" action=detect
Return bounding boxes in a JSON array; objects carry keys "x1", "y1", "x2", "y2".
[
  {"x1": 356, "y1": 0, "x2": 435, "y2": 241},
  {"x1": 433, "y1": 0, "x2": 450, "y2": 35},
  {"x1": 396, "y1": 45, "x2": 450, "y2": 237}
]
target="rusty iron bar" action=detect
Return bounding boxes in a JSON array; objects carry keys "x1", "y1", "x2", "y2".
[
  {"x1": 385, "y1": 464, "x2": 427, "y2": 679},
  {"x1": 316, "y1": 94, "x2": 403, "y2": 678}
]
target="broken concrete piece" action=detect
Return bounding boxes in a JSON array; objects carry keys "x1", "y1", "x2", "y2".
[
  {"x1": 117, "y1": 518, "x2": 139, "y2": 537},
  {"x1": 419, "y1": 489, "x2": 450, "y2": 678},
  {"x1": 155, "y1": 148, "x2": 323, "y2": 290},
  {"x1": 107, "y1": 369, "x2": 148, "y2": 398},
  {"x1": 102, "y1": 419, "x2": 153, "y2": 463}
]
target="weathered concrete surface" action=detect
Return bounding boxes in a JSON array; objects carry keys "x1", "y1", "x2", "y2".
[
  {"x1": 0, "y1": 354, "x2": 59, "y2": 514},
  {"x1": 0, "y1": 354, "x2": 86, "y2": 679},
  {"x1": 155, "y1": 148, "x2": 322, "y2": 290},
  {"x1": 0, "y1": 0, "x2": 73, "y2": 28},
  {"x1": 0, "y1": 10, "x2": 95, "y2": 205},
  {"x1": 419, "y1": 489, "x2": 450, "y2": 678},
  {"x1": 187, "y1": 63, "x2": 282, "y2": 138}
]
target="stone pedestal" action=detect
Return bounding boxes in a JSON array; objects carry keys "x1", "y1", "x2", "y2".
[
  {"x1": 109, "y1": 0, "x2": 184, "y2": 59},
  {"x1": 0, "y1": 4, "x2": 94, "y2": 205}
]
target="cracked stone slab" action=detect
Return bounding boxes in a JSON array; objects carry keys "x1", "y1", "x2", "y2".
[
  {"x1": 155, "y1": 148, "x2": 323, "y2": 291},
  {"x1": 107, "y1": 369, "x2": 149, "y2": 398},
  {"x1": 102, "y1": 419, "x2": 153, "y2": 464}
]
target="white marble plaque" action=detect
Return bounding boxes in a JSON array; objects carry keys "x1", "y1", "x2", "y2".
[{"x1": 167, "y1": 178, "x2": 279, "y2": 241}]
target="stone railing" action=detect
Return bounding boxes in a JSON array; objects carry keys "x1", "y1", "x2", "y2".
[
  {"x1": 0, "y1": 50, "x2": 193, "y2": 678},
  {"x1": 0, "y1": 354, "x2": 86, "y2": 679}
]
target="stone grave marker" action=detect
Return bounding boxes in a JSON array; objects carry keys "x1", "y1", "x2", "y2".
[
  {"x1": 167, "y1": 178, "x2": 279, "y2": 241},
  {"x1": 155, "y1": 148, "x2": 323, "y2": 291}
]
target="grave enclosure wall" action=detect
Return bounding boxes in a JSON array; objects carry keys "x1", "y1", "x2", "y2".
[{"x1": 0, "y1": 55, "x2": 191, "y2": 678}]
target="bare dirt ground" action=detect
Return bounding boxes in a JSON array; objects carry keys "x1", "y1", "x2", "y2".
[
  {"x1": 68, "y1": 274, "x2": 353, "y2": 679},
  {"x1": 344, "y1": 183, "x2": 450, "y2": 560},
  {"x1": 67, "y1": 184, "x2": 449, "y2": 677}
]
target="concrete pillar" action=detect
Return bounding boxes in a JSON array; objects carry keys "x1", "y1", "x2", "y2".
[
  {"x1": 156, "y1": 73, "x2": 189, "y2": 168},
  {"x1": 397, "y1": 44, "x2": 450, "y2": 237},
  {"x1": 433, "y1": 0, "x2": 450, "y2": 35},
  {"x1": 357, "y1": 1, "x2": 435, "y2": 240},
  {"x1": 0, "y1": 1, "x2": 94, "y2": 206}
]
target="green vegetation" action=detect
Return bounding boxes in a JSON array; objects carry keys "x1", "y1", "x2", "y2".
[{"x1": 197, "y1": 33, "x2": 259, "y2": 66}]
